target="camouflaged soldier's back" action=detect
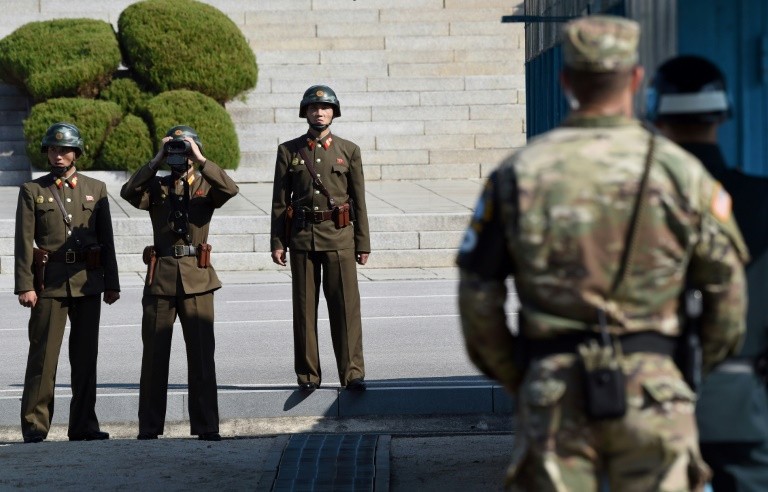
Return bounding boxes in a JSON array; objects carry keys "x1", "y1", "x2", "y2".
[{"x1": 495, "y1": 114, "x2": 747, "y2": 369}]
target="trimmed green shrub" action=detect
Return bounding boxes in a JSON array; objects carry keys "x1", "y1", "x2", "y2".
[
  {"x1": 119, "y1": 0, "x2": 258, "y2": 103},
  {"x1": 24, "y1": 98, "x2": 123, "y2": 171},
  {"x1": 99, "y1": 77, "x2": 154, "y2": 116},
  {"x1": 145, "y1": 90, "x2": 239, "y2": 169},
  {"x1": 0, "y1": 19, "x2": 120, "y2": 101},
  {"x1": 100, "y1": 114, "x2": 154, "y2": 172}
]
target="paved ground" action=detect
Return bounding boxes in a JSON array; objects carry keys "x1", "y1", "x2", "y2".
[{"x1": 0, "y1": 414, "x2": 515, "y2": 491}]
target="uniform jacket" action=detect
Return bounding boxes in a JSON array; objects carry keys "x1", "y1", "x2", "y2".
[
  {"x1": 14, "y1": 172, "x2": 120, "y2": 297},
  {"x1": 270, "y1": 132, "x2": 370, "y2": 253},
  {"x1": 457, "y1": 115, "x2": 748, "y2": 390},
  {"x1": 120, "y1": 160, "x2": 238, "y2": 296},
  {"x1": 685, "y1": 142, "x2": 768, "y2": 443}
]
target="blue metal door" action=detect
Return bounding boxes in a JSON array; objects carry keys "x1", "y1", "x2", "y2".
[{"x1": 678, "y1": 0, "x2": 768, "y2": 176}]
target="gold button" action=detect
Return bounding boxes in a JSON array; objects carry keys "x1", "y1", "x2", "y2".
[
  {"x1": 314, "y1": 190, "x2": 320, "y2": 194},
  {"x1": 314, "y1": 206, "x2": 319, "y2": 211},
  {"x1": 316, "y1": 173, "x2": 321, "y2": 177},
  {"x1": 316, "y1": 159, "x2": 321, "y2": 163},
  {"x1": 66, "y1": 198, "x2": 71, "y2": 202},
  {"x1": 67, "y1": 231, "x2": 72, "y2": 236}
]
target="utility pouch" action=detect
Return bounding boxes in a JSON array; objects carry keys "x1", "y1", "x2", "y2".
[
  {"x1": 333, "y1": 203, "x2": 350, "y2": 229},
  {"x1": 32, "y1": 247, "x2": 48, "y2": 292},
  {"x1": 85, "y1": 245, "x2": 102, "y2": 270},
  {"x1": 142, "y1": 245, "x2": 157, "y2": 286},
  {"x1": 578, "y1": 339, "x2": 627, "y2": 420},
  {"x1": 196, "y1": 243, "x2": 212, "y2": 268}
]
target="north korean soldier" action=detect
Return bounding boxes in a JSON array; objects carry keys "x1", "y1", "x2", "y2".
[
  {"x1": 270, "y1": 85, "x2": 371, "y2": 392},
  {"x1": 648, "y1": 55, "x2": 768, "y2": 492},
  {"x1": 16, "y1": 122, "x2": 120, "y2": 443},
  {"x1": 120, "y1": 125, "x2": 239, "y2": 441},
  {"x1": 457, "y1": 16, "x2": 748, "y2": 491}
]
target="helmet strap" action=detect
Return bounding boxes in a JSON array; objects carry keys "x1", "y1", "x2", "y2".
[
  {"x1": 308, "y1": 122, "x2": 329, "y2": 132},
  {"x1": 50, "y1": 162, "x2": 75, "y2": 178}
]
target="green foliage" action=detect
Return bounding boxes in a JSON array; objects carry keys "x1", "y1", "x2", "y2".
[
  {"x1": 99, "y1": 77, "x2": 154, "y2": 115},
  {"x1": 100, "y1": 114, "x2": 154, "y2": 172},
  {"x1": 145, "y1": 90, "x2": 240, "y2": 170},
  {"x1": 119, "y1": 0, "x2": 258, "y2": 103},
  {"x1": 0, "y1": 19, "x2": 120, "y2": 101}
]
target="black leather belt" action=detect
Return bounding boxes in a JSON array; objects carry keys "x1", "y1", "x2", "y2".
[
  {"x1": 157, "y1": 244, "x2": 197, "y2": 258},
  {"x1": 47, "y1": 249, "x2": 86, "y2": 263},
  {"x1": 527, "y1": 331, "x2": 676, "y2": 359},
  {"x1": 299, "y1": 209, "x2": 334, "y2": 223}
]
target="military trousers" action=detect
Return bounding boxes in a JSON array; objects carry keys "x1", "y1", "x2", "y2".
[
  {"x1": 507, "y1": 353, "x2": 710, "y2": 492},
  {"x1": 289, "y1": 248, "x2": 365, "y2": 386},
  {"x1": 138, "y1": 289, "x2": 219, "y2": 436},
  {"x1": 20, "y1": 295, "x2": 102, "y2": 440}
]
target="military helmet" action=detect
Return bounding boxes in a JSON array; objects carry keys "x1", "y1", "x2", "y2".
[
  {"x1": 647, "y1": 55, "x2": 731, "y2": 124},
  {"x1": 299, "y1": 85, "x2": 341, "y2": 118},
  {"x1": 165, "y1": 125, "x2": 203, "y2": 151},
  {"x1": 40, "y1": 122, "x2": 84, "y2": 156}
]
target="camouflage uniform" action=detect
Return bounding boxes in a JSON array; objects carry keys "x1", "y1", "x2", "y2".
[{"x1": 457, "y1": 16, "x2": 748, "y2": 491}]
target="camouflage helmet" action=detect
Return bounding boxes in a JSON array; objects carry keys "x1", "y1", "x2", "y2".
[
  {"x1": 165, "y1": 125, "x2": 203, "y2": 151},
  {"x1": 647, "y1": 55, "x2": 731, "y2": 124},
  {"x1": 40, "y1": 122, "x2": 84, "y2": 156},
  {"x1": 299, "y1": 85, "x2": 341, "y2": 118}
]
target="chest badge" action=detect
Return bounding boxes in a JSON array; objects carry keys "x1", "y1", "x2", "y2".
[
  {"x1": 35, "y1": 195, "x2": 44, "y2": 204},
  {"x1": 291, "y1": 157, "x2": 299, "y2": 166},
  {"x1": 85, "y1": 195, "x2": 94, "y2": 202}
]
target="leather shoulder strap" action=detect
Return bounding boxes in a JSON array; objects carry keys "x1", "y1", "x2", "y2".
[
  {"x1": 47, "y1": 183, "x2": 72, "y2": 234},
  {"x1": 298, "y1": 147, "x2": 336, "y2": 208}
]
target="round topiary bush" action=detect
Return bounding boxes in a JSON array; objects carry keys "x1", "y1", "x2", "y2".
[
  {"x1": 118, "y1": 0, "x2": 258, "y2": 103},
  {"x1": 145, "y1": 89, "x2": 239, "y2": 169},
  {"x1": 100, "y1": 114, "x2": 154, "y2": 172},
  {"x1": 99, "y1": 76, "x2": 154, "y2": 116},
  {"x1": 24, "y1": 98, "x2": 123, "y2": 171},
  {"x1": 0, "y1": 19, "x2": 121, "y2": 101}
]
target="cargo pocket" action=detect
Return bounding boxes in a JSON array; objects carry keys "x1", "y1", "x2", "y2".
[{"x1": 641, "y1": 376, "x2": 696, "y2": 407}]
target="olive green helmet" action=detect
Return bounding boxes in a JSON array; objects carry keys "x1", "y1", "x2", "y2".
[
  {"x1": 299, "y1": 85, "x2": 341, "y2": 118},
  {"x1": 40, "y1": 122, "x2": 84, "y2": 156},
  {"x1": 165, "y1": 125, "x2": 203, "y2": 151}
]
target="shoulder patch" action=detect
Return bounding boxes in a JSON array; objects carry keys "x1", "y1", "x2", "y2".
[{"x1": 710, "y1": 183, "x2": 732, "y2": 222}]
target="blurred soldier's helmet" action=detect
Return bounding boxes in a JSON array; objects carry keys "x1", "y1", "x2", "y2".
[
  {"x1": 299, "y1": 85, "x2": 341, "y2": 118},
  {"x1": 41, "y1": 122, "x2": 84, "y2": 156},
  {"x1": 165, "y1": 125, "x2": 204, "y2": 151},
  {"x1": 647, "y1": 55, "x2": 731, "y2": 123}
]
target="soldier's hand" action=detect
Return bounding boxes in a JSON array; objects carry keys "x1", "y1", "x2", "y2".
[
  {"x1": 18, "y1": 291, "x2": 37, "y2": 309},
  {"x1": 185, "y1": 137, "x2": 206, "y2": 166},
  {"x1": 103, "y1": 290, "x2": 120, "y2": 305},
  {"x1": 149, "y1": 137, "x2": 173, "y2": 169},
  {"x1": 272, "y1": 249, "x2": 286, "y2": 266},
  {"x1": 356, "y1": 252, "x2": 369, "y2": 265}
]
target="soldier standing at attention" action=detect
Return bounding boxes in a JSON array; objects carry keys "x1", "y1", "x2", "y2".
[
  {"x1": 121, "y1": 126, "x2": 238, "y2": 441},
  {"x1": 457, "y1": 16, "x2": 748, "y2": 491},
  {"x1": 648, "y1": 55, "x2": 768, "y2": 492},
  {"x1": 270, "y1": 85, "x2": 370, "y2": 392},
  {"x1": 16, "y1": 122, "x2": 120, "y2": 443}
]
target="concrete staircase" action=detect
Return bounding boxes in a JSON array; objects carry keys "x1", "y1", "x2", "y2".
[{"x1": 0, "y1": 0, "x2": 525, "y2": 272}]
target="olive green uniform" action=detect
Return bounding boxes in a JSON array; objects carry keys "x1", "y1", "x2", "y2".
[
  {"x1": 271, "y1": 132, "x2": 370, "y2": 386},
  {"x1": 121, "y1": 160, "x2": 238, "y2": 436},
  {"x1": 15, "y1": 172, "x2": 120, "y2": 440}
]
